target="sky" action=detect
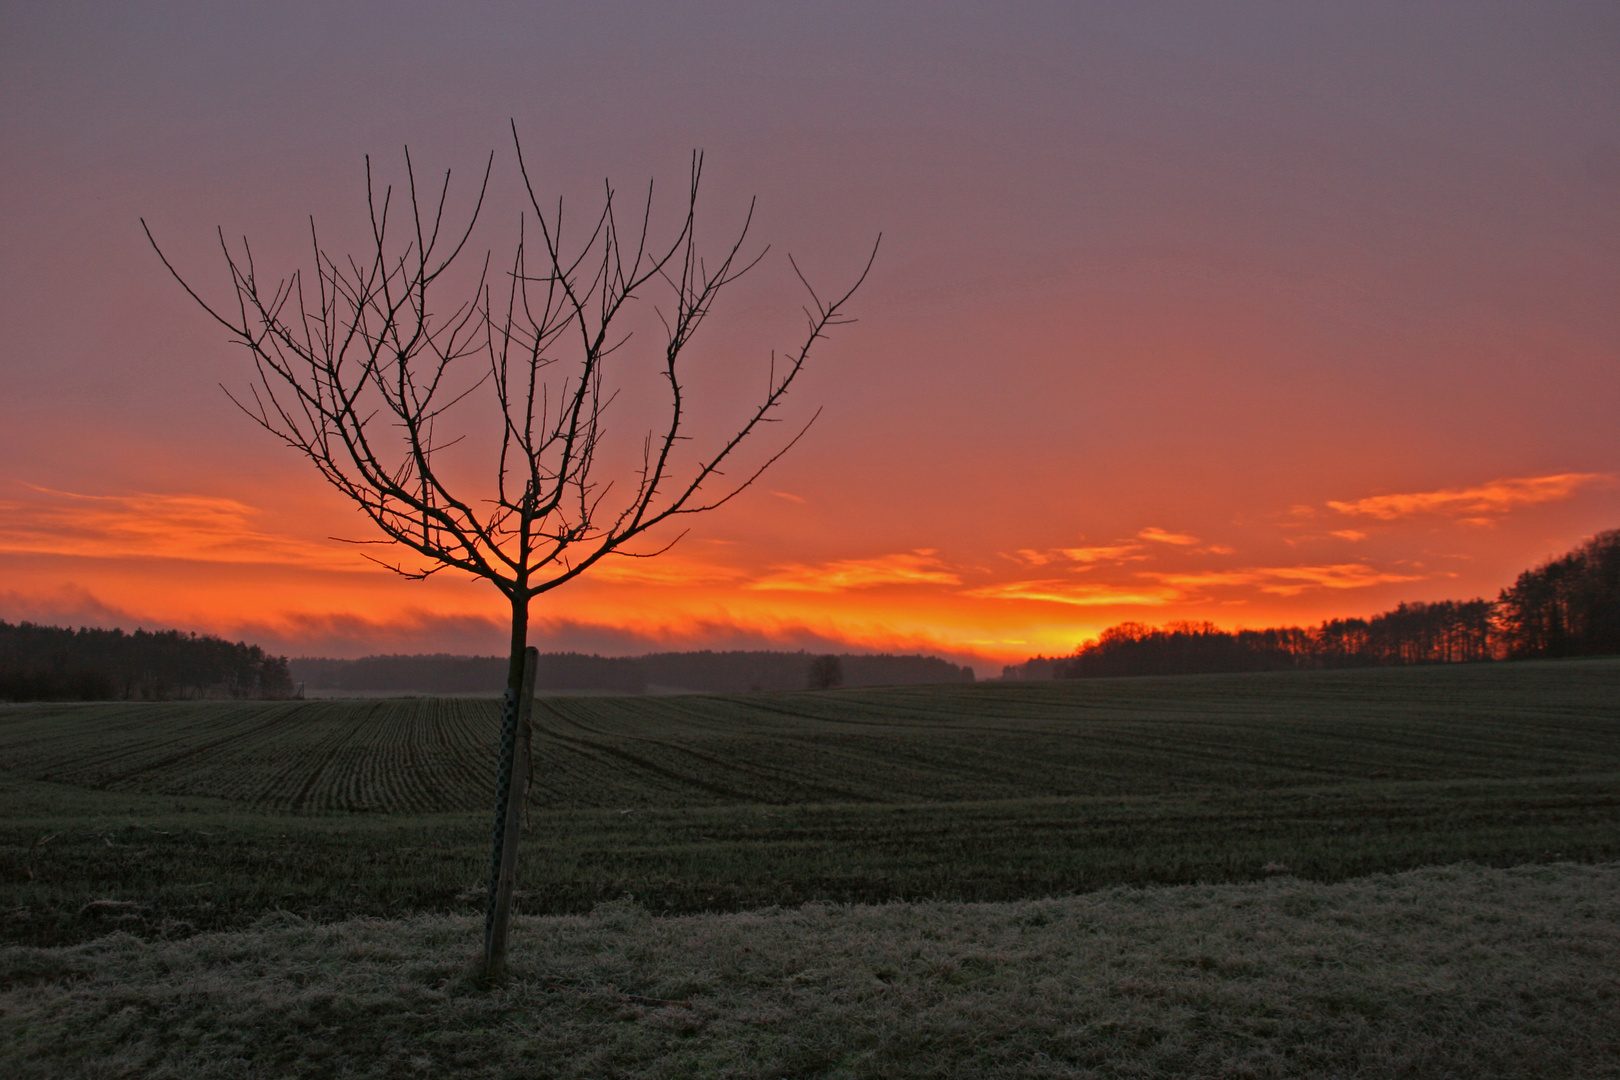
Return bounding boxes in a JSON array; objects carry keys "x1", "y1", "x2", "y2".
[{"x1": 2, "y1": 2, "x2": 1618, "y2": 674}]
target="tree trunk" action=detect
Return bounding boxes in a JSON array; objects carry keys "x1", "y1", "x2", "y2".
[{"x1": 506, "y1": 591, "x2": 530, "y2": 699}]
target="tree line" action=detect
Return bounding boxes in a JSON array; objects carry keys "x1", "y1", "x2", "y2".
[
  {"x1": 0, "y1": 622, "x2": 293, "y2": 702},
  {"x1": 2, "y1": 631, "x2": 971, "y2": 702},
  {"x1": 639, "y1": 650, "x2": 973, "y2": 692},
  {"x1": 1005, "y1": 529, "x2": 1620, "y2": 680},
  {"x1": 291, "y1": 649, "x2": 974, "y2": 695}
]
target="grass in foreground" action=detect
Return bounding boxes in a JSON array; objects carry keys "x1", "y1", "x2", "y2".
[{"x1": 3, "y1": 861, "x2": 1617, "y2": 1079}]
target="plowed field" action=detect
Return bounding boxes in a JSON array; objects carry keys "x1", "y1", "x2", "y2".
[
  {"x1": 4, "y1": 660, "x2": 1618, "y2": 946},
  {"x1": 2, "y1": 659, "x2": 1617, "y2": 814}
]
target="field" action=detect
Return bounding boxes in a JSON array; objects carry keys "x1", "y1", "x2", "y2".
[
  {"x1": 4, "y1": 659, "x2": 1620, "y2": 1077},
  {"x1": 1, "y1": 659, "x2": 1618, "y2": 946},
  {"x1": 7, "y1": 659, "x2": 1620, "y2": 813}
]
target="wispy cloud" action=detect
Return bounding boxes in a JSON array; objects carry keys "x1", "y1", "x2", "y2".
[
  {"x1": 1149, "y1": 571, "x2": 1264, "y2": 589},
  {"x1": 964, "y1": 580, "x2": 1179, "y2": 607},
  {"x1": 769, "y1": 491, "x2": 807, "y2": 504},
  {"x1": 1145, "y1": 563, "x2": 1423, "y2": 597},
  {"x1": 748, "y1": 550, "x2": 961, "y2": 593},
  {"x1": 588, "y1": 554, "x2": 747, "y2": 587},
  {"x1": 1137, "y1": 526, "x2": 1199, "y2": 545},
  {"x1": 1058, "y1": 544, "x2": 1145, "y2": 562},
  {"x1": 0, "y1": 583, "x2": 149, "y2": 631},
  {"x1": 1009, "y1": 544, "x2": 1143, "y2": 567},
  {"x1": 0, "y1": 486, "x2": 360, "y2": 569},
  {"x1": 1251, "y1": 564, "x2": 1424, "y2": 595},
  {"x1": 1327, "y1": 473, "x2": 1611, "y2": 521}
]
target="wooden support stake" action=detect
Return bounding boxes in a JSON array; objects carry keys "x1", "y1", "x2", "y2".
[{"x1": 482, "y1": 645, "x2": 538, "y2": 981}]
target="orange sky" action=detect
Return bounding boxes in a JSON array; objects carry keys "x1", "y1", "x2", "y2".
[
  {"x1": 3, "y1": 465, "x2": 1614, "y2": 672},
  {"x1": 3, "y1": 5, "x2": 1618, "y2": 673}
]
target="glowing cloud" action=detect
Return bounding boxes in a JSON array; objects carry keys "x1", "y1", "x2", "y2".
[
  {"x1": 1137, "y1": 527, "x2": 1200, "y2": 545},
  {"x1": 748, "y1": 550, "x2": 961, "y2": 592},
  {"x1": 1252, "y1": 564, "x2": 1425, "y2": 595},
  {"x1": 1150, "y1": 571, "x2": 1265, "y2": 589},
  {"x1": 1058, "y1": 544, "x2": 1145, "y2": 563},
  {"x1": 1008, "y1": 544, "x2": 1143, "y2": 566},
  {"x1": 965, "y1": 580, "x2": 1179, "y2": 607},
  {"x1": 1327, "y1": 473, "x2": 1611, "y2": 521},
  {"x1": 0, "y1": 485, "x2": 360, "y2": 569},
  {"x1": 1146, "y1": 563, "x2": 1423, "y2": 597}
]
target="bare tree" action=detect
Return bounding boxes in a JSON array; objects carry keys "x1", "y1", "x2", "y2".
[
  {"x1": 144, "y1": 126, "x2": 876, "y2": 978},
  {"x1": 807, "y1": 653, "x2": 843, "y2": 690}
]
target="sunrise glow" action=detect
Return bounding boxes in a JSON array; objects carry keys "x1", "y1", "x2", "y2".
[{"x1": 3, "y1": 7, "x2": 1617, "y2": 673}]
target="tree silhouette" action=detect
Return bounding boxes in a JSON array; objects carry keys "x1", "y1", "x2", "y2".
[
  {"x1": 807, "y1": 653, "x2": 843, "y2": 689},
  {"x1": 145, "y1": 126, "x2": 876, "y2": 977},
  {"x1": 1054, "y1": 599, "x2": 1503, "y2": 679},
  {"x1": 1496, "y1": 530, "x2": 1620, "y2": 658}
]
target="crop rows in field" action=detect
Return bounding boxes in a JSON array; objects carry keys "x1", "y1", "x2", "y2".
[
  {"x1": 1, "y1": 659, "x2": 1617, "y2": 814},
  {"x1": 0, "y1": 697, "x2": 499, "y2": 812},
  {"x1": 527, "y1": 660, "x2": 1620, "y2": 808}
]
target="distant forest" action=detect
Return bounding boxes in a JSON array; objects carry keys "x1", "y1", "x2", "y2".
[
  {"x1": 291, "y1": 650, "x2": 975, "y2": 695},
  {"x1": 1004, "y1": 529, "x2": 1620, "y2": 680},
  {"x1": 0, "y1": 623, "x2": 293, "y2": 702}
]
